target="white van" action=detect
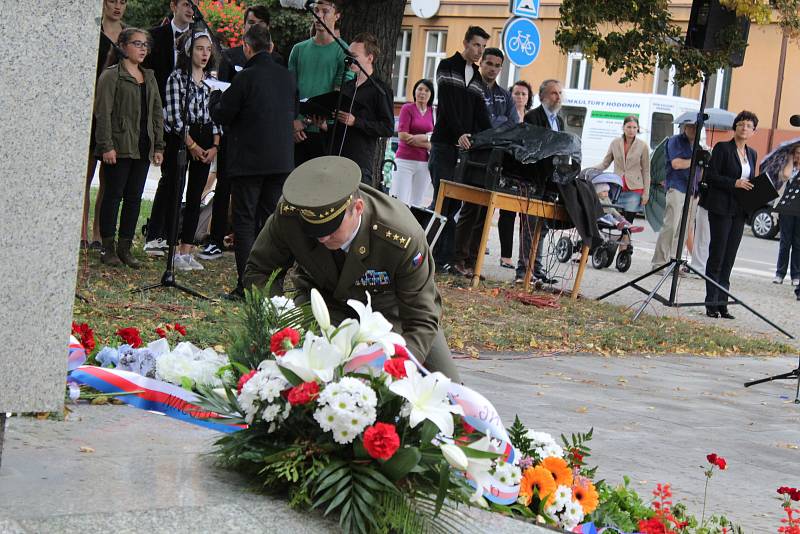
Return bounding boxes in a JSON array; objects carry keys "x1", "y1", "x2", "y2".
[{"x1": 534, "y1": 89, "x2": 701, "y2": 167}]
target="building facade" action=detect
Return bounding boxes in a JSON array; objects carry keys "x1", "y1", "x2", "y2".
[{"x1": 392, "y1": 0, "x2": 799, "y2": 155}]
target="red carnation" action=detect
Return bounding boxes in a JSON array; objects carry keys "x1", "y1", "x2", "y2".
[
  {"x1": 71, "y1": 322, "x2": 96, "y2": 353},
  {"x1": 462, "y1": 420, "x2": 476, "y2": 435},
  {"x1": 393, "y1": 344, "x2": 409, "y2": 359},
  {"x1": 155, "y1": 327, "x2": 167, "y2": 338},
  {"x1": 174, "y1": 323, "x2": 187, "y2": 336},
  {"x1": 287, "y1": 381, "x2": 320, "y2": 405},
  {"x1": 383, "y1": 357, "x2": 409, "y2": 379},
  {"x1": 237, "y1": 369, "x2": 257, "y2": 394},
  {"x1": 362, "y1": 422, "x2": 401, "y2": 460},
  {"x1": 778, "y1": 487, "x2": 800, "y2": 501},
  {"x1": 706, "y1": 453, "x2": 727, "y2": 470},
  {"x1": 116, "y1": 327, "x2": 142, "y2": 348},
  {"x1": 270, "y1": 327, "x2": 301, "y2": 356}
]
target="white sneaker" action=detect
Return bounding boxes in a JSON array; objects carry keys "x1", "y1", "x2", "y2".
[
  {"x1": 793, "y1": 279, "x2": 800, "y2": 286},
  {"x1": 773, "y1": 276, "x2": 784, "y2": 284},
  {"x1": 173, "y1": 254, "x2": 192, "y2": 271},
  {"x1": 184, "y1": 254, "x2": 204, "y2": 270},
  {"x1": 144, "y1": 238, "x2": 168, "y2": 257}
]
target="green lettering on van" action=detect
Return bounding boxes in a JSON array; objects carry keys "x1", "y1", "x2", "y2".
[{"x1": 590, "y1": 111, "x2": 640, "y2": 120}]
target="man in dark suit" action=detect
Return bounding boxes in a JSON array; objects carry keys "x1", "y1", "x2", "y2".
[
  {"x1": 209, "y1": 25, "x2": 296, "y2": 300},
  {"x1": 142, "y1": 0, "x2": 194, "y2": 256},
  {"x1": 516, "y1": 79, "x2": 565, "y2": 285},
  {"x1": 217, "y1": 5, "x2": 285, "y2": 83}
]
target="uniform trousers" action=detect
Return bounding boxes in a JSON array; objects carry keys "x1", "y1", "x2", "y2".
[{"x1": 231, "y1": 173, "x2": 287, "y2": 289}]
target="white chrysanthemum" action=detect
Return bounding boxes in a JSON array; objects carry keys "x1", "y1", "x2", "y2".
[
  {"x1": 545, "y1": 503, "x2": 563, "y2": 521},
  {"x1": 563, "y1": 500, "x2": 584, "y2": 526},
  {"x1": 494, "y1": 463, "x2": 522, "y2": 486},
  {"x1": 263, "y1": 404, "x2": 281, "y2": 422},
  {"x1": 525, "y1": 429, "x2": 564, "y2": 458},
  {"x1": 237, "y1": 361, "x2": 290, "y2": 425},
  {"x1": 269, "y1": 295, "x2": 295, "y2": 312},
  {"x1": 313, "y1": 378, "x2": 377, "y2": 443},
  {"x1": 553, "y1": 485, "x2": 573, "y2": 508}
]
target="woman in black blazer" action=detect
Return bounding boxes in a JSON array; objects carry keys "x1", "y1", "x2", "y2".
[{"x1": 700, "y1": 110, "x2": 758, "y2": 318}]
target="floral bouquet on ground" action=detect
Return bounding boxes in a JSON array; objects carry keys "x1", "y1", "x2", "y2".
[{"x1": 195, "y1": 281, "x2": 523, "y2": 533}]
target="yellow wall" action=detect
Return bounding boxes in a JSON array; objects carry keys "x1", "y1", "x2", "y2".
[{"x1": 399, "y1": 0, "x2": 799, "y2": 134}]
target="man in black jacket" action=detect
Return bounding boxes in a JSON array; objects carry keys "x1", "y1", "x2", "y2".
[
  {"x1": 516, "y1": 79, "x2": 565, "y2": 285},
  {"x1": 328, "y1": 33, "x2": 394, "y2": 187},
  {"x1": 428, "y1": 26, "x2": 492, "y2": 272},
  {"x1": 142, "y1": 0, "x2": 194, "y2": 256},
  {"x1": 217, "y1": 5, "x2": 285, "y2": 82},
  {"x1": 209, "y1": 25, "x2": 296, "y2": 300}
]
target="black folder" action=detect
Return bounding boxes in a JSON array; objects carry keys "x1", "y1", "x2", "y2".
[
  {"x1": 299, "y1": 90, "x2": 364, "y2": 118},
  {"x1": 734, "y1": 172, "x2": 779, "y2": 213}
]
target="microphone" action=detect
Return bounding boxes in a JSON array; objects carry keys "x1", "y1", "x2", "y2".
[
  {"x1": 790, "y1": 115, "x2": 800, "y2": 127},
  {"x1": 278, "y1": 0, "x2": 313, "y2": 9}
]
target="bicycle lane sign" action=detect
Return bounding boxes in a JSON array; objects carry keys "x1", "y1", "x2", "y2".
[{"x1": 502, "y1": 17, "x2": 540, "y2": 67}]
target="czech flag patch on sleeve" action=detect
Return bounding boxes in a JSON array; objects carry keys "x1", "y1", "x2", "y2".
[{"x1": 411, "y1": 252, "x2": 424, "y2": 268}]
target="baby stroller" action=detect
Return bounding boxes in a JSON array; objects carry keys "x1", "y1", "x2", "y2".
[{"x1": 554, "y1": 169, "x2": 634, "y2": 272}]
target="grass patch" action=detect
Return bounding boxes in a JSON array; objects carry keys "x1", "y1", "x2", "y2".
[{"x1": 74, "y1": 189, "x2": 793, "y2": 357}]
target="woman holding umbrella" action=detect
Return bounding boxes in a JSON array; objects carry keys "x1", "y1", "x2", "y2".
[{"x1": 700, "y1": 110, "x2": 758, "y2": 319}]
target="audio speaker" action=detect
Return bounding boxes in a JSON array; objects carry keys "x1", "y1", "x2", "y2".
[{"x1": 685, "y1": 0, "x2": 750, "y2": 67}]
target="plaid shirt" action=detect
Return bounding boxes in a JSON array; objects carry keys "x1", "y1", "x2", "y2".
[{"x1": 163, "y1": 69, "x2": 220, "y2": 135}]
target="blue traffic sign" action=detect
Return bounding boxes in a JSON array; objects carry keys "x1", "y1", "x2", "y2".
[
  {"x1": 510, "y1": 0, "x2": 539, "y2": 19},
  {"x1": 502, "y1": 17, "x2": 540, "y2": 67}
]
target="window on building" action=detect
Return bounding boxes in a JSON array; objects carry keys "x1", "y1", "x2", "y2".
[
  {"x1": 650, "y1": 112, "x2": 675, "y2": 148},
  {"x1": 423, "y1": 30, "x2": 448, "y2": 85},
  {"x1": 653, "y1": 59, "x2": 681, "y2": 97},
  {"x1": 392, "y1": 29, "x2": 412, "y2": 102},
  {"x1": 566, "y1": 52, "x2": 592, "y2": 90},
  {"x1": 703, "y1": 67, "x2": 732, "y2": 109}
]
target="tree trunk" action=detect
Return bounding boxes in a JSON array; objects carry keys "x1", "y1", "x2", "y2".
[{"x1": 339, "y1": 0, "x2": 407, "y2": 188}]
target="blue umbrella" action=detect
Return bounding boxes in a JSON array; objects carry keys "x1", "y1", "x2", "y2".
[{"x1": 759, "y1": 137, "x2": 800, "y2": 189}]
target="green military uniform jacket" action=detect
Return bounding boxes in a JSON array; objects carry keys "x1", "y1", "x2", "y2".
[{"x1": 243, "y1": 184, "x2": 441, "y2": 361}]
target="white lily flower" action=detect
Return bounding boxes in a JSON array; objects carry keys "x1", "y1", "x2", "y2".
[
  {"x1": 347, "y1": 292, "x2": 406, "y2": 355},
  {"x1": 278, "y1": 333, "x2": 345, "y2": 383},
  {"x1": 328, "y1": 318, "x2": 360, "y2": 359},
  {"x1": 310, "y1": 288, "x2": 331, "y2": 332},
  {"x1": 440, "y1": 443, "x2": 468, "y2": 471},
  {"x1": 389, "y1": 360, "x2": 463, "y2": 436},
  {"x1": 463, "y1": 435, "x2": 501, "y2": 504}
]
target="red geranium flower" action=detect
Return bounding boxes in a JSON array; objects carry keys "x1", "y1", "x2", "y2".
[
  {"x1": 707, "y1": 453, "x2": 727, "y2": 470},
  {"x1": 638, "y1": 517, "x2": 668, "y2": 534},
  {"x1": 237, "y1": 369, "x2": 257, "y2": 394},
  {"x1": 174, "y1": 323, "x2": 187, "y2": 336},
  {"x1": 362, "y1": 422, "x2": 401, "y2": 460},
  {"x1": 116, "y1": 327, "x2": 142, "y2": 348},
  {"x1": 287, "y1": 381, "x2": 320, "y2": 405},
  {"x1": 155, "y1": 327, "x2": 167, "y2": 338},
  {"x1": 71, "y1": 322, "x2": 96, "y2": 353},
  {"x1": 270, "y1": 327, "x2": 301, "y2": 356}
]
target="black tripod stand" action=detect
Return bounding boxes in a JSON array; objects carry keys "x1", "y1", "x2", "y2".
[
  {"x1": 136, "y1": 1, "x2": 223, "y2": 301},
  {"x1": 744, "y1": 355, "x2": 800, "y2": 403},
  {"x1": 597, "y1": 72, "x2": 793, "y2": 339}
]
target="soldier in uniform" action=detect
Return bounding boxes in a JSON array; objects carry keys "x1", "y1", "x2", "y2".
[{"x1": 244, "y1": 156, "x2": 460, "y2": 380}]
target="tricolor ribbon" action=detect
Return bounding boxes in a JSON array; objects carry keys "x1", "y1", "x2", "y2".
[{"x1": 69, "y1": 365, "x2": 244, "y2": 433}]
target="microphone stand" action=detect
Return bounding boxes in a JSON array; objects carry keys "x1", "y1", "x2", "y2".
[
  {"x1": 136, "y1": 0, "x2": 223, "y2": 300},
  {"x1": 302, "y1": 0, "x2": 386, "y2": 162}
]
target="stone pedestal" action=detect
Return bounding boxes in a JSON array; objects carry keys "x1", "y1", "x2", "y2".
[{"x1": 0, "y1": 2, "x2": 99, "y2": 425}]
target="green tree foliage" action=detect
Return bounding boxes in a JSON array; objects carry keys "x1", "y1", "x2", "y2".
[
  {"x1": 555, "y1": 0, "x2": 799, "y2": 86},
  {"x1": 124, "y1": 0, "x2": 170, "y2": 29}
]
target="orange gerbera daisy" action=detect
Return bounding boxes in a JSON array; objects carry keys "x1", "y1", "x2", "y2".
[
  {"x1": 519, "y1": 466, "x2": 557, "y2": 506},
  {"x1": 541, "y1": 456, "x2": 573, "y2": 488},
  {"x1": 572, "y1": 478, "x2": 600, "y2": 514}
]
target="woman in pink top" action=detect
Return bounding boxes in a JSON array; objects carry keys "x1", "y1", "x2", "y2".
[{"x1": 390, "y1": 79, "x2": 434, "y2": 207}]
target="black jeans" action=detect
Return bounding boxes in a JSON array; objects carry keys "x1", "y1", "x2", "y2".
[
  {"x1": 100, "y1": 157, "x2": 150, "y2": 240},
  {"x1": 147, "y1": 124, "x2": 213, "y2": 244},
  {"x1": 776, "y1": 214, "x2": 800, "y2": 279},
  {"x1": 428, "y1": 143, "x2": 460, "y2": 268},
  {"x1": 498, "y1": 209, "x2": 516, "y2": 258},
  {"x1": 231, "y1": 173, "x2": 287, "y2": 288},
  {"x1": 294, "y1": 131, "x2": 326, "y2": 168},
  {"x1": 454, "y1": 204, "x2": 486, "y2": 269},
  {"x1": 705, "y1": 211, "x2": 745, "y2": 313}
]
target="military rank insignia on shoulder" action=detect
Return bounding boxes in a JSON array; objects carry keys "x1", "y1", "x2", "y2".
[
  {"x1": 372, "y1": 222, "x2": 411, "y2": 250},
  {"x1": 278, "y1": 201, "x2": 298, "y2": 216}
]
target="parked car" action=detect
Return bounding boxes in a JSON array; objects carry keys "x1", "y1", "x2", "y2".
[{"x1": 749, "y1": 202, "x2": 780, "y2": 239}]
